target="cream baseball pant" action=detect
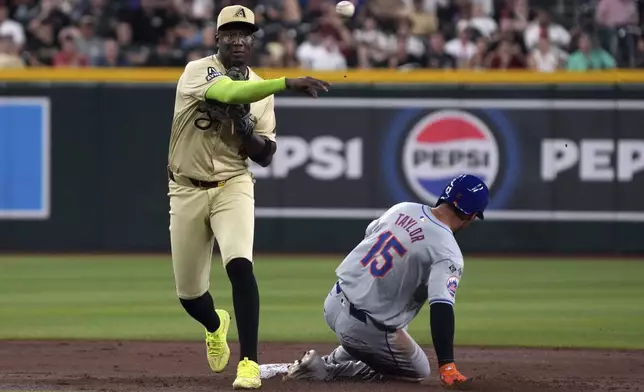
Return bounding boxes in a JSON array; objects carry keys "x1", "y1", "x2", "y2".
[{"x1": 168, "y1": 172, "x2": 255, "y2": 300}]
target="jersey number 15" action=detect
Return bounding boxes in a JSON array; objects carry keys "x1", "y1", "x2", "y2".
[{"x1": 360, "y1": 231, "x2": 408, "y2": 278}]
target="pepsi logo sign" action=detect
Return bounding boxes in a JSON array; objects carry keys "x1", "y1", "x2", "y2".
[{"x1": 402, "y1": 110, "x2": 499, "y2": 204}]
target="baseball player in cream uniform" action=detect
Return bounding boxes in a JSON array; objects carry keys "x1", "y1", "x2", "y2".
[{"x1": 167, "y1": 5, "x2": 329, "y2": 389}]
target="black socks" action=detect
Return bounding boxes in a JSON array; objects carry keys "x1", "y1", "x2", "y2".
[
  {"x1": 226, "y1": 258, "x2": 260, "y2": 362},
  {"x1": 180, "y1": 291, "x2": 221, "y2": 333},
  {"x1": 179, "y1": 258, "x2": 260, "y2": 362}
]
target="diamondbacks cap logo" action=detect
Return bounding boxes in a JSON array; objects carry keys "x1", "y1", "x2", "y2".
[
  {"x1": 401, "y1": 110, "x2": 499, "y2": 204},
  {"x1": 234, "y1": 7, "x2": 246, "y2": 18}
]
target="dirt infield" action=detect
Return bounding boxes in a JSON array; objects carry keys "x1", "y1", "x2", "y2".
[{"x1": 1, "y1": 341, "x2": 643, "y2": 392}]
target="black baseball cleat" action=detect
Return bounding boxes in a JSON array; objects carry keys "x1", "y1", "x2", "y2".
[{"x1": 282, "y1": 350, "x2": 327, "y2": 381}]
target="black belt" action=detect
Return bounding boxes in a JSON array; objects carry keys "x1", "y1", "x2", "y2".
[
  {"x1": 335, "y1": 282, "x2": 396, "y2": 333},
  {"x1": 167, "y1": 167, "x2": 230, "y2": 189}
]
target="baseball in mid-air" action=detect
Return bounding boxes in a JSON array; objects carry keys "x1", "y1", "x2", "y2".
[{"x1": 336, "y1": 1, "x2": 355, "y2": 17}]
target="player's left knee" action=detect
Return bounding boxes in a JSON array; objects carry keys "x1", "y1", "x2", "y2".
[
  {"x1": 407, "y1": 357, "x2": 431, "y2": 381},
  {"x1": 226, "y1": 257, "x2": 256, "y2": 285},
  {"x1": 394, "y1": 368, "x2": 429, "y2": 383},
  {"x1": 401, "y1": 369, "x2": 430, "y2": 382},
  {"x1": 416, "y1": 363, "x2": 431, "y2": 380}
]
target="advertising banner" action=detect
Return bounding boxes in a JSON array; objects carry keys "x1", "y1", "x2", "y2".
[
  {"x1": 1, "y1": 83, "x2": 642, "y2": 253},
  {"x1": 0, "y1": 98, "x2": 51, "y2": 220},
  {"x1": 251, "y1": 98, "x2": 644, "y2": 222}
]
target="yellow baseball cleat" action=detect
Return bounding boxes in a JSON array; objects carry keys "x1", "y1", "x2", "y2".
[
  {"x1": 205, "y1": 309, "x2": 231, "y2": 372},
  {"x1": 232, "y1": 358, "x2": 262, "y2": 389}
]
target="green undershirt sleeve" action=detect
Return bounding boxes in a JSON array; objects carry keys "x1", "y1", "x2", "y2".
[{"x1": 205, "y1": 77, "x2": 287, "y2": 104}]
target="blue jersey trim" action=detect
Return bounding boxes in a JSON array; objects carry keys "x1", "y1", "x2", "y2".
[{"x1": 421, "y1": 205, "x2": 452, "y2": 235}]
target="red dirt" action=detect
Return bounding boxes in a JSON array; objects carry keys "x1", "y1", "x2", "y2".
[{"x1": 1, "y1": 341, "x2": 643, "y2": 392}]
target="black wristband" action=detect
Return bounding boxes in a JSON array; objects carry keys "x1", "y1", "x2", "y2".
[{"x1": 430, "y1": 302, "x2": 455, "y2": 366}]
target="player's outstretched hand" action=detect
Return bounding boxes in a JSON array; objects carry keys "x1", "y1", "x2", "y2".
[
  {"x1": 439, "y1": 363, "x2": 468, "y2": 388},
  {"x1": 285, "y1": 77, "x2": 330, "y2": 98}
]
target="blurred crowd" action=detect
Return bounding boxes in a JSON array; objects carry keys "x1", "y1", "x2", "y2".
[{"x1": 0, "y1": 0, "x2": 643, "y2": 71}]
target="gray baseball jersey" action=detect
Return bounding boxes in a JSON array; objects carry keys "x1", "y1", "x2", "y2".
[{"x1": 336, "y1": 201, "x2": 464, "y2": 329}]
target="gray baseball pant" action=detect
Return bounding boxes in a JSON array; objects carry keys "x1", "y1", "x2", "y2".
[{"x1": 320, "y1": 283, "x2": 431, "y2": 382}]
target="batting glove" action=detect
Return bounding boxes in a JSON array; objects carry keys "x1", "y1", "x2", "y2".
[{"x1": 439, "y1": 363, "x2": 467, "y2": 387}]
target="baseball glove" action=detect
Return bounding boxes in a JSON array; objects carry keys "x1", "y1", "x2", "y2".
[
  {"x1": 226, "y1": 66, "x2": 249, "y2": 81},
  {"x1": 195, "y1": 66, "x2": 252, "y2": 132},
  {"x1": 225, "y1": 66, "x2": 254, "y2": 137},
  {"x1": 226, "y1": 66, "x2": 251, "y2": 117}
]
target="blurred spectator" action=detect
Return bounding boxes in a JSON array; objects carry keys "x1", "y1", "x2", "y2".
[
  {"x1": 201, "y1": 22, "x2": 216, "y2": 50},
  {"x1": 595, "y1": 0, "x2": 638, "y2": 28},
  {"x1": 262, "y1": 27, "x2": 298, "y2": 67},
  {"x1": 23, "y1": 19, "x2": 57, "y2": 65},
  {"x1": 2, "y1": 0, "x2": 643, "y2": 70},
  {"x1": 635, "y1": 36, "x2": 644, "y2": 67},
  {"x1": 186, "y1": 48, "x2": 206, "y2": 62},
  {"x1": 73, "y1": 0, "x2": 118, "y2": 37},
  {"x1": 595, "y1": 0, "x2": 640, "y2": 67},
  {"x1": 354, "y1": 16, "x2": 395, "y2": 68},
  {"x1": 95, "y1": 38, "x2": 129, "y2": 66},
  {"x1": 473, "y1": 0, "x2": 493, "y2": 16},
  {"x1": 493, "y1": 15, "x2": 528, "y2": 55},
  {"x1": 431, "y1": 0, "x2": 471, "y2": 34},
  {"x1": 75, "y1": 15, "x2": 104, "y2": 65},
  {"x1": 173, "y1": 0, "x2": 215, "y2": 21},
  {"x1": 406, "y1": 0, "x2": 439, "y2": 36},
  {"x1": 12, "y1": 0, "x2": 40, "y2": 27},
  {"x1": 296, "y1": 27, "x2": 347, "y2": 70},
  {"x1": 53, "y1": 29, "x2": 88, "y2": 67},
  {"x1": 368, "y1": 0, "x2": 409, "y2": 28},
  {"x1": 115, "y1": 21, "x2": 146, "y2": 65},
  {"x1": 257, "y1": 0, "x2": 286, "y2": 27},
  {"x1": 495, "y1": 0, "x2": 530, "y2": 32},
  {"x1": 486, "y1": 38, "x2": 526, "y2": 69},
  {"x1": 445, "y1": 26, "x2": 477, "y2": 68},
  {"x1": 175, "y1": 19, "x2": 204, "y2": 51},
  {"x1": 0, "y1": 3, "x2": 26, "y2": 50},
  {"x1": 425, "y1": 31, "x2": 457, "y2": 69},
  {"x1": 29, "y1": 0, "x2": 72, "y2": 40},
  {"x1": 411, "y1": 0, "x2": 449, "y2": 14},
  {"x1": 144, "y1": 33, "x2": 185, "y2": 67},
  {"x1": 567, "y1": 33, "x2": 616, "y2": 70},
  {"x1": 524, "y1": 9, "x2": 570, "y2": 51},
  {"x1": 467, "y1": 36, "x2": 488, "y2": 69},
  {"x1": 125, "y1": 0, "x2": 178, "y2": 46},
  {"x1": 527, "y1": 36, "x2": 563, "y2": 72},
  {"x1": 390, "y1": 18, "x2": 425, "y2": 68},
  {"x1": 0, "y1": 34, "x2": 25, "y2": 68},
  {"x1": 179, "y1": 21, "x2": 216, "y2": 54},
  {"x1": 457, "y1": 2, "x2": 497, "y2": 38},
  {"x1": 282, "y1": 0, "x2": 303, "y2": 25},
  {"x1": 315, "y1": 2, "x2": 353, "y2": 53}
]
